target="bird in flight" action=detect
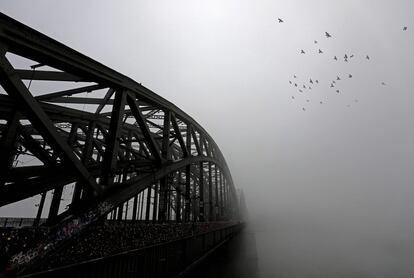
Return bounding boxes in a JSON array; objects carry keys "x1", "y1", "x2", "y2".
[
  {"x1": 315, "y1": 80, "x2": 319, "y2": 84},
  {"x1": 350, "y1": 54, "x2": 354, "y2": 58},
  {"x1": 325, "y1": 32, "x2": 332, "y2": 38},
  {"x1": 301, "y1": 49, "x2": 305, "y2": 54},
  {"x1": 336, "y1": 90, "x2": 340, "y2": 93},
  {"x1": 299, "y1": 89, "x2": 303, "y2": 93},
  {"x1": 403, "y1": 26, "x2": 407, "y2": 31},
  {"x1": 291, "y1": 96, "x2": 295, "y2": 99},
  {"x1": 334, "y1": 56, "x2": 338, "y2": 61},
  {"x1": 366, "y1": 55, "x2": 370, "y2": 60},
  {"x1": 381, "y1": 82, "x2": 386, "y2": 86},
  {"x1": 303, "y1": 85, "x2": 306, "y2": 89},
  {"x1": 308, "y1": 86, "x2": 312, "y2": 90},
  {"x1": 306, "y1": 99, "x2": 310, "y2": 102},
  {"x1": 289, "y1": 80, "x2": 292, "y2": 84},
  {"x1": 320, "y1": 101, "x2": 323, "y2": 104},
  {"x1": 310, "y1": 78, "x2": 313, "y2": 84},
  {"x1": 348, "y1": 74, "x2": 352, "y2": 78},
  {"x1": 337, "y1": 76, "x2": 341, "y2": 81},
  {"x1": 318, "y1": 49, "x2": 323, "y2": 54},
  {"x1": 302, "y1": 107, "x2": 306, "y2": 111},
  {"x1": 330, "y1": 83, "x2": 334, "y2": 88},
  {"x1": 278, "y1": 18, "x2": 284, "y2": 23},
  {"x1": 314, "y1": 40, "x2": 318, "y2": 44},
  {"x1": 294, "y1": 83, "x2": 298, "y2": 87},
  {"x1": 294, "y1": 75, "x2": 297, "y2": 78}
]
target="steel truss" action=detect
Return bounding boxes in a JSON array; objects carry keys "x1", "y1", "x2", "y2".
[{"x1": 0, "y1": 13, "x2": 238, "y2": 271}]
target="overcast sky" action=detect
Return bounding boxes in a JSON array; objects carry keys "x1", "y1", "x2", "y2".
[{"x1": 2, "y1": 1, "x2": 414, "y2": 276}]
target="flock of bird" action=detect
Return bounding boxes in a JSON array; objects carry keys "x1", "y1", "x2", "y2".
[{"x1": 277, "y1": 17, "x2": 408, "y2": 111}]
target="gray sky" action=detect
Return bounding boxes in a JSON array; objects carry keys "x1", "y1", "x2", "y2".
[{"x1": 2, "y1": 1, "x2": 414, "y2": 276}]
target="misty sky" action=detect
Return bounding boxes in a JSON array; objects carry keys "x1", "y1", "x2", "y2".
[{"x1": 1, "y1": 1, "x2": 414, "y2": 276}]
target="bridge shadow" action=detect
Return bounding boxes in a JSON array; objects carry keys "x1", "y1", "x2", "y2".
[{"x1": 184, "y1": 224, "x2": 260, "y2": 278}]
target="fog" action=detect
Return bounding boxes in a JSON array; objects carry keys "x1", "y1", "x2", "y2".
[{"x1": 2, "y1": 0, "x2": 414, "y2": 276}]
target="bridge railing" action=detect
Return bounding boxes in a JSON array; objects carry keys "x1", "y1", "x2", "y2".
[{"x1": 19, "y1": 222, "x2": 244, "y2": 278}]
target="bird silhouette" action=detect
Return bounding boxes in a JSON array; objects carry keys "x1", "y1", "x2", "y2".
[
  {"x1": 301, "y1": 49, "x2": 305, "y2": 54},
  {"x1": 294, "y1": 75, "x2": 297, "y2": 78},
  {"x1": 348, "y1": 74, "x2": 352, "y2": 78},
  {"x1": 334, "y1": 56, "x2": 338, "y2": 61},
  {"x1": 303, "y1": 85, "x2": 306, "y2": 89},
  {"x1": 294, "y1": 83, "x2": 298, "y2": 87},
  {"x1": 325, "y1": 32, "x2": 332, "y2": 38},
  {"x1": 299, "y1": 89, "x2": 303, "y2": 93},
  {"x1": 381, "y1": 82, "x2": 386, "y2": 86},
  {"x1": 308, "y1": 86, "x2": 312, "y2": 90},
  {"x1": 337, "y1": 76, "x2": 341, "y2": 81},
  {"x1": 278, "y1": 18, "x2": 284, "y2": 23},
  {"x1": 315, "y1": 80, "x2": 319, "y2": 84},
  {"x1": 366, "y1": 55, "x2": 370, "y2": 60},
  {"x1": 314, "y1": 40, "x2": 318, "y2": 44},
  {"x1": 320, "y1": 101, "x2": 323, "y2": 104},
  {"x1": 302, "y1": 107, "x2": 306, "y2": 111},
  {"x1": 289, "y1": 80, "x2": 292, "y2": 84},
  {"x1": 306, "y1": 99, "x2": 310, "y2": 102},
  {"x1": 350, "y1": 54, "x2": 354, "y2": 58},
  {"x1": 330, "y1": 84, "x2": 334, "y2": 88},
  {"x1": 332, "y1": 80, "x2": 336, "y2": 84},
  {"x1": 403, "y1": 26, "x2": 407, "y2": 31},
  {"x1": 336, "y1": 90, "x2": 340, "y2": 93},
  {"x1": 310, "y1": 79, "x2": 313, "y2": 84},
  {"x1": 291, "y1": 96, "x2": 295, "y2": 99},
  {"x1": 318, "y1": 49, "x2": 323, "y2": 54}
]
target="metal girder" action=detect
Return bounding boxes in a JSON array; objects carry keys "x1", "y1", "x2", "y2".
[
  {"x1": 15, "y1": 69, "x2": 86, "y2": 81},
  {"x1": 0, "y1": 52, "x2": 102, "y2": 195},
  {"x1": 127, "y1": 93, "x2": 162, "y2": 163},
  {"x1": 101, "y1": 90, "x2": 126, "y2": 187},
  {"x1": 36, "y1": 84, "x2": 105, "y2": 101}
]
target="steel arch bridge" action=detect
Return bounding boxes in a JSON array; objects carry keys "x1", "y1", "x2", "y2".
[{"x1": 0, "y1": 13, "x2": 239, "y2": 271}]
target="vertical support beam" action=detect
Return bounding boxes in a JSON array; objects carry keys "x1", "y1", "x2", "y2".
[
  {"x1": 152, "y1": 182, "x2": 159, "y2": 223},
  {"x1": 33, "y1": 192, "x2": 46, "y2": 226},
  {"x1": 223, "y1": 177, "x2": 227, "y2": 220},
  {"x1": 0, "y1": 111, "x2": 20, "y2": 186},
  {"x1": 214, "y1": 164, "x2": 220, "y2": 221},
  {"x1": 140, "y1": 191, "x2": 145, "y2": 220},
  {"x1": 208, "y1": 162, "x2": 213, "y2": 221},
  {"x1": 72, "y1": 121, "x2": 96, "y2": 203},
  {"x1": 117, "y1": 203, "x2": 123, "y2": 221},
  {"x1": 101, "y1": 90, "x2": 126, "y2": 187},
  {"x1": 199, "y1": 162, "x2": 205, "y2": 222},
  {"x1": 145, "y1": 187, "x2": 152, "y2": 223},
  {"x1": 220, "y1": 172, "x2": 224, "y2": 219},
  {"x1": 176, "y1": 170, "x2": 182, "y2": 223},
  {"x1": 132, "y1": 195, "x2": 138, "y2": 221},
  {"x1": 158, "y1": 111, "x2": 171, "y2": 222},
  {"x1": 185, "y1": 164, "x2": 191, "y2": 222},
  {"x1": 48, "y1": 187, "x2": 63, "y2": 221}
]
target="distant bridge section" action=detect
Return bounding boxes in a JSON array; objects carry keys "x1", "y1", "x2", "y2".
[{"x1": 0, "y1": 12, "x2": 241, "y2": 276}]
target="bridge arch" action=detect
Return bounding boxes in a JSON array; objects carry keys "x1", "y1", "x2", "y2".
[{"x1": 0, "y1": 12, "x2": 239, "y2": 272}]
